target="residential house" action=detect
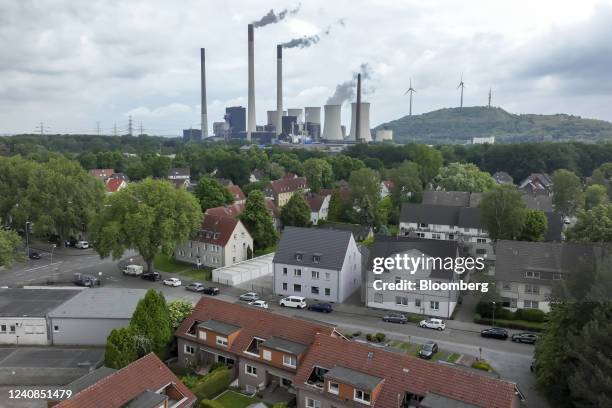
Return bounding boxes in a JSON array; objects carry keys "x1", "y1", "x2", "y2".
[
  {"x1": 249, "y1": 169, "x2": 266, "y2": 183},
  {"x1": 493, "y1": 171, "x2": 514, "y2": 185},
  {"x1": 216, "y1": 178, "x2": 234, "y2": 187},
  {"x1": 170, "y1": 178, "x2": 191, "y2": 189},
  {"x1": 89, "y1": 168, "x2": 115, "y2": 181},
  {"x1": 380, "y1": 180, "x2": 394, "y2": 199},
  {"x1": 228, "y1": 185, "x2": 246, "y2": 204},
  {"x1": 318, "y1": 223, "x2": 374, "y2": 242},
  {"x1": 168, "y1": 167, "x2": 190, "y2": 180},
  {"x1": 105, "y1": 177, "x2": 127, "y2": 193},
  {"x1": 304, "y1": 193, "x2": 330, "y2": 225},
  {"x1": 176, "y1": 298, "x2": 340, "y2": 397},
  {"x1": 206, "y1": 200, "x2": 281, "y2": 230},
  {"x1": 272, "y1": 227, "x2": 362, "y2": 303},
  {"x1": 295, "y1": 333, "x2": 522, "y2": 408},
  {"x1": 364, "y1": 236, "x2": 471, "y2": 318},
  {"x1": 519, "y1": 173, "x2": 553, "y2": 195},
  {"x1": 51, "y1": 353, "x2": 196, "y2": 408},
  {"x1": 494, "y1": 240, "x2": 605, "y2": 313},
  {"x1": 265, "y1": 177, "x2": 309, "y2": 207},
  {"x1": 48, "y1": 288, "x2": 147, "y2": 345},
  {"x1": 0, "y1": 288, "x2": 80, "y2": 345},
  {"x1": 175, "y1": 214, "x2": 253, "y2": 268}
]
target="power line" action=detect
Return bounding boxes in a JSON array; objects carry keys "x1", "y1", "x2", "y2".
[{"x1": 35, "y1": 121, "x2": 50, "y2": 136}]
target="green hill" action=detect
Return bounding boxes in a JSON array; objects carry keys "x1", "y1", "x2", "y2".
[{"x1": 375, "y1": 106, "x2": 612, "y2": 144}]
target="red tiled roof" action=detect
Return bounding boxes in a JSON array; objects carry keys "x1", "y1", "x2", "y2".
[
  {"x1": 382, "y1": 180, "x2": 394, "y2": 190},
  {"x1": 269, "y1": 177, "x2": 308, "y2": 195},
  {"x1": 295, "y1": 334, "x2": 519, "y2": 408},
  {"x1": 206, "y1": 199, "x2": 279, "y2": 220},
  {"x1": 193, "y1": 214, "x2": 240, "y2": 246},
  {"x1": 320, "y1": 187, "x2": 350, "y2": 202},
  {"x1": 105, "y1": 178, "x2": 125, "y2": 193},
  {"x1": 176, "y1": 298, "x2": 337, "y2": 356},
  {"x1": 89, "y1": 168, "x2": 115, "y2": 180},
  {"x1": 55, "y1": 353, "x2": 196, "y2": 408},
  {"x1": 227, "y1": 185, "x2": 246, "y2": 202},
  {"x1": 304, "y1": 193, "x2": 327, "y2": 212}
]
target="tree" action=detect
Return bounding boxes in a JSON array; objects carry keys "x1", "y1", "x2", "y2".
[
  {"x1": 552, "y1": 169, "x2": 583, "y2": 217},
  {"x1": 90, "y1": 178, "x2": 202, "y2": 272},
  {"x1": 519, "y1": 209, "x2": 548, "y2": 242},
  {"x1": 349, "y1": 168, "x2": 380, "y2": 208},
  {"x1": 0, "y1": 229, "x2": 21, "y2": 267},
  {"x1": 412, "y1": 144, "x2": 443, "y2": 184},
  {"x1": 389, "y1": 161, "x2": 423, "y2": 204},
  {"x1": 566, "y1": 204, "x2": 612, "y2": 243},
  {"x1": 239, "y1": 190, "x2": 278, "y2": 250},
  {"x1": 584, "y1": 184, "x2": 608, "y2": 210},
  {"x1": 303, "y1": 158, "x2": 333, "y2": 193},
  {"x1": 434, "y1": 162, "x2": 496, "y2": 192},
  {"x1": 479, "y1": 185, "x2": 526, "y2": 240},
  {"x1": 130, "y1": 289, "x2": 172, "y2": 358},
  {"x1": 194, "y1": 176, "x2": 234, "y2": 212},
  {"x1": 326, "y1": 155, "x2": 364, "y2": 181},
  {"x1": 168, "y1": 299, "x2": 194, "y2": 329},
  {"x1": 104, "y1": 327, "x2": 138, "y2": 369},
  {"x1": 280, "y1": 193, "x2": 311, "y2": 227}
]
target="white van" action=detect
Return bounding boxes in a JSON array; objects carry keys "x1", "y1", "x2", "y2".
[
  {"x1": 123, "y1": 264, "x2": 144, "y2": 276},
  {"x1": 279, "y1": 296, "x2": 307, "y2": 309},
  {"x1": 75, "y1": 240, "x2": 89, "y2": 249}
]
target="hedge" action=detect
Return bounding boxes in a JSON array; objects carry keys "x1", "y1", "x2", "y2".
[
  {"x1": 472, "y1": 360, "x2": 493, "y2": 372},
  {"x1": 183, "y1": 366, "x2": 233, "y2": 401},
  {"x1": 475, "y1": 301, "x2": 547, "y2": 323},
  {"x1": 200, "y1": 400, "x2": 224, "y2": 408},
  {"x1": 474, "y1": 313, "x2": 546, "y2": 332}
]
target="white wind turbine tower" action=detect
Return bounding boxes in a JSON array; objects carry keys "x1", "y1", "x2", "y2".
[
  {"x1": 457, "y1": 74, "x2": 465, "y2": 109},
  {"x1": 404, "y1": 78, "x2": 416, "y2": 116}
]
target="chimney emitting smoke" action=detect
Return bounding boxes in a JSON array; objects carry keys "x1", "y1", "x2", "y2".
[
  {"x1": 247, "y1": 24, "x2": 255, "y2": 141},
  {"x1": 276, "y1": 45, "x2": 283, "y2": 136},
  {"x1": 201, "y1": 48, "x2": 208, "y2": 138}
]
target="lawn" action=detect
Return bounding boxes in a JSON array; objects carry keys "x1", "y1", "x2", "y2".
[
  {"x1": 214, "y1": 390, "x2": 261, "y2": 408},
  {"x1": 389, "y1": 340, "x2": 462, "y2": 363},
  {"x1": 153, "y1": 254, "x2": 212, "y2": 281}
]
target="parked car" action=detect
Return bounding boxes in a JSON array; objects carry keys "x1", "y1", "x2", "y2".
[
  {"x1": 481, "y1": 327, "x2": 509, "y2": 340},
  {"x1": 419, "y1": 318, "x2": 446, "y2": 331},
  {"x1": 73, "y1": 272, "x2": 99, "y2": 287},
  {"x1": 75, "y1": 240, "x2": 89, "y2": 249},
  {"x1": 307, "y1": 303, "x2": 333, "y2": 313},
  {"x1": 122, "y1": 264, "x2": 144, "y2": 276},
  {"x1": 418, "y1": 341, "x2": 439, "y2": 359},
  {"x1": 202, "y1": 286, "x2": 220, "y2": 296},
  {"x1": 163, "y1": 277, "x2": 182, "y2": 287},
  {"x1": 279, "y1": 296, "x2": 307, "y2": 309},
  {"x1": 64, "y1": 238, "x2": 78, "y2": 247},
  {"x1": 28, "y1": 251, "x2": 41, "y2": 260},
  {"x1": 511, "y1": 332, "x2": 538, "y2": 344},
  {"x1": 382, "y1": 313, "x2": 408, "y2": 324},
  {"x1": 239, "y1": 292, "x2": 260, "y2": 302},
  {"x1": 141, "y1": 272, "x2": 161, "y2": 281},
  {"x1": 186, "y1": 282, "x2": 205, "y2": 292},
  {"x1": 249, "y1": 300, "x2": 269, "y2": 309}
]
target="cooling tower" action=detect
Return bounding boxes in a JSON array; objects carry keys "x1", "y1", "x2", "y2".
[
  {"x1": 322, "y1": 104, "x2": 342, "y2": 141},
  {"x1": 276, "y1": 45, "x2": 283, "y2": 136},
  {"x1": 350, "y1": 102, "x2": 372, "y2": 142},
  {"x1": 247, "y1": 24, "x2": 255, "y2": 141},
  {"x1": 200, "y1": 48, "x2": 208, "y2": 138},
  {"x1": 304, "y1": 107, "x2": 321, "y2": 124},
  {"x1": 287, "y1": 108, "x2": 302, "y2": 123}
]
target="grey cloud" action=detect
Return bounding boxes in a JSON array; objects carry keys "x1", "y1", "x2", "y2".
[
  {"x1": 252, "y1": 4, "x2": 301, "y2": 28},
  {"x1": 281, "y1": 19, "x2": 345, "y2": 49},
  {"x1": 326, "y1": 63, "x2": 373, "y2": 105}
]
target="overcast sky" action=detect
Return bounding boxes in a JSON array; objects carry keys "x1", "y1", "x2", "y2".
[{"x1": 1, "y1": 0, "x2": 612, "y2": 136}]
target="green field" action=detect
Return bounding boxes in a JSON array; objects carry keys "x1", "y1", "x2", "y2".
[
  {"x1": 214, "y1": 390, "x2": 261, "y2": 408},
  {"x1": 153, "y1": 253, "x2": 212, "y2": 281}
]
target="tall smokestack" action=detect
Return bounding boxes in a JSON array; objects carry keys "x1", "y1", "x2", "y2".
[
  {"x1": 247, "y1": 24, "x2": 255, "y2": 141},
  {"x1": 355, "y1": 73, "x2": 361, "y2": 142},
  {"x1": 201, "y1": 48, "x2": 208, "y2": 138},
  {"x1": 276, "y1": 45, "x2": 283, "y2": 136}
]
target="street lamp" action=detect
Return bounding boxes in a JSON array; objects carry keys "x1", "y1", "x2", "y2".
[
  {"x1": 50, "y1": 244, "x2": 56, "y2": 265},
  {"x1": 98, "y1": 271, "x2": 102, "y2": 286},
  {"x1": 492, "y1": 301, "x2": 496, "y2": 327},
  {"x1": 25, "y1": 221, "x2": 31, "y2": 256}
]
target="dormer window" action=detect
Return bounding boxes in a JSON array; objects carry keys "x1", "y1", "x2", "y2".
[
  {"x1": 313, "y1": 254, "x2": 321, "y2": 263},
  {"x1": 213, "y1": 232, "x2": 220, "y2": 239},
  {"x1": 295, "y1": 252, "x2": 303, "y2": 261},
  {"x1": 328, "y1": 381, "x2": 339, "y2": 395},
  {"x1": 354, "y1": 389, "x2": 371, "y2": 405}
]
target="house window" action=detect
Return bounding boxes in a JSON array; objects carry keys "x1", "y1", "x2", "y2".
[
  {"x1": 198, "y1": 330, "x2": 207, "y2": 341},
  {"x1": 325, "y1": 272, "x2": 330, "y2": 281},
  {"x1": 312, "y1": 271, "x2": 320, "y2": 280},
  {"x1": 294, "y1": 269, "x2": 302, "y2": 277},
  {"x1": 53, "y1": 325, "x2": 60, "y2": 332},
  {"x1": 184, "y1": 345, "x2": 196, "y2": 355},
  {"x1": 432, "y1": 233, "x2": 441, "y2": 240},
  {"x1": 524, "y1": 300, "x2": 539, "y2": 309},
  {"x1": 525, "y1": 271, "x2": 541, "y2": 279},
  {"x1": 216, "y1": 336, "x2": 229, "y2": 347},
  {"x1": 9, "y1": 325, "x2": 15, "y2": 333},
  {"x1": 416, "y1": 232, "x2": 425, "y2": 238},
  {"x1": 430, "y1": 301, "x2": 439, "y2": 311},
  {"x1": 263, "y1": 350, "x2": 272, "y2": 361},
  {"x1": 295, "y1": 253, "x2": 303, "y2": 261},
  {"x1": 294, "y1": 284, "x2": 302, "y2": 292},
  {"x1": 328, "y1": 381, "x2": 339, "y2": 395},
  {"x1": 354, "y1": 389, "x2": 371, "y2": 404},
  {"x1": 414, "y1": 299, "x2": 421, "y2": 308},
  {"x1": 282, "y1": 282, "x2": 288, "y2": 290},
  {"x1": 306, "y1": 397, "x2": 321, "y2": 408},
  {"x1": 283, "y1": 267, "x2": 287, "y2": 275},
  {"x1": 395, "y1": 296, "x2": 408, "y2": 305},
  {"x1": 476, "y1": 238, "x2": 487, "y2": 243},
  {"x1": 553, "y1": 273, "x2": 563, "y2": 280},
  {"x1": 0, "y1": 324, "x2": 6, "y2": 332},
  {"x1": 245, "y1": 364, "x2": 258, "y2": 377},
  {"x1": 311, "y1": 286, "x2": 319, "y2": 295},
  {"x1": 419, "y1": 223, "x2": 428, "y2": 228},
  {"x1": 325, "y1": 288, "x2": 331, "y2": 296},
  {"x1": 525, "y1": 284, "x2": 540, "y2": 294},
  {"x1": 313, "y1": 255, "x2": 320, "y2": 263},
  {"x1": 283, "y1": 354, "x2": 297, "y2": 368}
]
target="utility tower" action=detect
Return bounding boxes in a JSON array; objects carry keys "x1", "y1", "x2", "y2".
[
  {"x1": 128, "y1": 115, "x2": 133, "y2": 136},
  {"x1": 139, "y1": 122, "x2": 143, "y2": 136},
  {"x1": 488, "y1": 88, "x2": 492, "y2": 108},
  {"x1": 404, "y1": 78, "x2": 416, "y2": 116},
  {"x1": 35, "y1": 122, "x2": 49, "y2": 135},
  {"x1": 113, "y1": 123, "x2": 118, "y2": 136},
  {"x1": 96, "y1": 121, "x2": 101, "y2": 136}
]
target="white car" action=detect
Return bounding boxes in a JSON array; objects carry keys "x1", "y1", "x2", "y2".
[
  {"x1": 239, "y1": 292, "x2": 260, "y2": 302},
  {"x1": 419, "y1": 318, "x2": 446, "y2": 331},
  {"x1": 279, "y1": 296, "x2": 307, "y2": 309},
  {"x1": 75, "y1": 240, "x2": 89, "y2": 249},
  {"x1": 249, "y1": 300, "x2": 269, "y2": 309},
  {"x1": 123, "y1": 264, "x2": 144, "y2": 276},
  {"x1": 163, "y1": 277, "x2": 182, "y2": 287}
]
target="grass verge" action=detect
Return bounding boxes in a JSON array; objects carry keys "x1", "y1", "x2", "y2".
[{"x1": 214, "y1": 390, "x2": 260, "y2": 408}]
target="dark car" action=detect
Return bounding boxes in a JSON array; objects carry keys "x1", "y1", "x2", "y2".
[
  {"x1": 418, "y1": 341, "x2": 439, "y2": 359},
  {"x1": 64, "y1": 238, "x2": 78, "y2": 247},
  {"x1": 202, "y1": 286, "x2": 220, "y2": 296},
  {"x1": 28, "y1": 251, "x2": 41, "y2": 260},
  {"x1": 141, "y1": 272, "x2": 161, "y2": 281},
  {"x1": 186, "y1": 282, "x2": 205, "y2": 292},
  {"x1": 382, "y1": 313, "x2": 408, "y2": 324},
  {"x1": 512, "y1": 332, "x2": 538, "y2": 344},
  {"x1": 481, "y1": 327, "x2": 509, "y2": 340},
  {"x1": 307, "y1": 303, "x2": 333, "y2": 313}
]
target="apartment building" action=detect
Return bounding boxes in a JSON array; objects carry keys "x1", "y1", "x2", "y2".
[
  {"x1": 272, "y1": 227, "x2": 362, "y2": 303},
  {"x1": 264, "y1": 176, "x2": 310, "y2": 207},
  {"x1": 175, "y1": 214, "x2": 253, "y2": 268}
]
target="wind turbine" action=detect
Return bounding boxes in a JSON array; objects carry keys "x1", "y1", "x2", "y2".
[
  {"x1": 488, "y1": 87, "x2": 492, "y2": 108},
  {"x1": 404, "y1": 78, "x2": 416, "y2": 116},
  {"x1": 457, "y1": 74, "x2": 465, "y2": 109}
]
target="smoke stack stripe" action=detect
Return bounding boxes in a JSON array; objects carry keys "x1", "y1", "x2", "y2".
[
  {"x1": 276, "y1": 45, "x2": 282, "y2": 136},
  {"x1": 201, "y1": 48, "x2": 208, "y2": 138},
  {"x1": 247, "y1": 24, "x2": 255, "y2": 140}
]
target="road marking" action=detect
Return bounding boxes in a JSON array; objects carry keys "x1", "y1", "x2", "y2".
[{"x1": 23, "y1": 262, "x2": 63, "y2": 272}]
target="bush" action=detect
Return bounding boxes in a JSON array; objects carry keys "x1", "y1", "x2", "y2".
[
  {"x1": 473, "y1": 313, "x2": 546, "y2": 332},
  {"x1": 187, "y1": 367, "x2": 233, "y2": 401},
  {"x1": 472, "y1": 360, "x2": 493, "y2": 372},
  {"x1": 352, "y1": 331, "x2": 362, "y2": 337},
  {"x1": 514, "y1": 308, "x2": 547, "y2": 323},
  {"x1": 365, "y1": 334, "x2": 373, "y2": 342},
  {"x1": 209, "y1": 362, "x2": 227, "y2": 372},
  {"x1": 200, "y1": 400, "x2": 224, "y2": 408},
  {"x1": 374, "y1": 333, "x2": 386, "y2": 343},
  {"x1": 272, "y1": 403, "x2": 288, "y2": 408}
]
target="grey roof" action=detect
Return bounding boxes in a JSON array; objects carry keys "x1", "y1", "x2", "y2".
[
  {"x1": 273, "y1": 227, "x2": 353, "y2": 271},
  {"x1": 318, "y1": 222, "x2": 373, "y2": 240},
  {"x1": 66, "y1": 366, "x2": 116, "y2": 395},
  {"x1": 523, "y1": 195, "x2": 553, "y2": 212},
  {"x1": 544, "y1": 212, "x2": 563, "y2": 242},
  {"x1": 458, "y1": 207, "x2": 483, "y2": 229},
  {"x1": 493, "y1": 171, "x2": 514, "y2": 185},
  {"x1": 423, "y1": 191, "x2": 470, "y2": 207},
  {"x1": 262, "y1": 337, "x2": 308, "y2": 355},
  {"x1": 494, "y1": 240, "x2": 605, "y2": 284},
  {"x1": 48, "y1": 288, "x2": 147, "y2": 319},
  {"x1": 324, "y1": 366, "x2": 383, "y2": 391},
  {"x1": 0, "y1": 288, "x2": 80, "y2": 317},
  {"x1": 125, "y1": 390, "x2": 168, "y2": 407},
  {"x1": 198, "y1": 319, "x2": 241, "y2": 335},
  {"x1": 367, "y1": 236, "x2": 459, "y2": 279},
  {"x1": 400, "y1": 203, "x2": 460, "y2": 226},
  {"x1": 420, "y1": 393, "x2": 479, "y2": 408}
]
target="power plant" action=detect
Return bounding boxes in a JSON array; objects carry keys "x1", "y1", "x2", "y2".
[
  {"x1": 200, "y1": 48, "x2": 208, "y2": 138},
  {"x1": 247, "y1": 24, "x2": 256, "y2": 141},
  {"x1": 322, "y1": 104, "x2": 343, "y2": 140}
]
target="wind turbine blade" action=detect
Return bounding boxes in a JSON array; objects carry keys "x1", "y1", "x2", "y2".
[{"x1": 404, "y1": 89, "x2": 409, "y2": 95}]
